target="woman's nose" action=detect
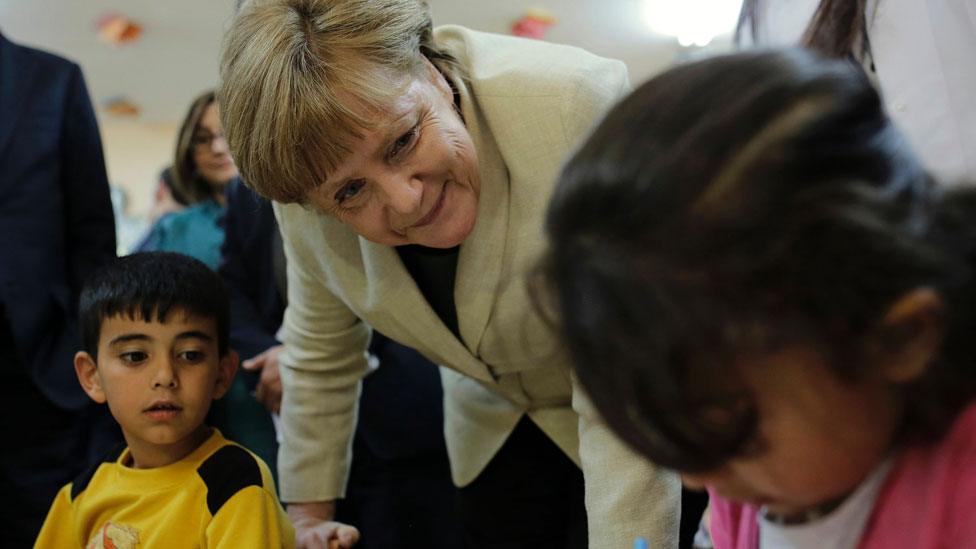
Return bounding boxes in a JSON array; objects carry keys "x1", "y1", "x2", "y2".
[
  {"x1": 210, "y1": 133, "x2": 230, "y2": 154},
  {"x1": 378, "y1": 174, "x2": 423, "y2": 217}
]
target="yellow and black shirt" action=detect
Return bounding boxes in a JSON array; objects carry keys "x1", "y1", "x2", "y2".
[{"x1": 35, "y1": 429, "x2": 294, "y2": 548}]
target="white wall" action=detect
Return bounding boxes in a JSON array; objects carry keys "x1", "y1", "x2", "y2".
[
  {"x1": 98, "y1": 119, "x2": 178, "y2": 254},
  {"x1": 100, "y1": 119, "x2": 178, "y2": 218}
]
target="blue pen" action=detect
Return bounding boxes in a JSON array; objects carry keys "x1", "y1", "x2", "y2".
[{"x1": 634, "y1": 537, "x2": 649, "y2": 549}]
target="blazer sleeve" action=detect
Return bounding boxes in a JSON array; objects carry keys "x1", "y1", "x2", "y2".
[
  {"x1": 559, "y1": 62, "x2": 683, "y2": 549},
  {"x1": 274, "y1": 203, "x2": 372, "y2": 503},
  {"x1": 573, "y1": 373, "x2": 681, "y2": 549},
  {"x1": 60, "y1": 63, "x2": 116, "y2": 296}
]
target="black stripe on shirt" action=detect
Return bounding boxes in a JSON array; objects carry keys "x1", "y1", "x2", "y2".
[
  {"x1": 197, "y1": 445, "x2": 264, "y2": 516},
  {"x1": 70, "y1": 443, "x2": 126, "y2": 500}
]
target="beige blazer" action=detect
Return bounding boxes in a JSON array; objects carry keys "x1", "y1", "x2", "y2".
[{"x1": 275, "y1": 25, "x2": 680, "y2": 548}]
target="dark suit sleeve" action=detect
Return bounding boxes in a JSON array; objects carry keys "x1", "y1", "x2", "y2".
[
  {"x1": 219, "y1": 180, "x2": 280, "y2": 361},
  {"x1": 60, "y1": 64, "x2": 116, "y2": 295}
]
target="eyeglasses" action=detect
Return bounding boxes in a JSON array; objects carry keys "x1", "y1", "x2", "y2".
[{"x1": 191, "y1": 130, "x2": 226, "y2": 150}]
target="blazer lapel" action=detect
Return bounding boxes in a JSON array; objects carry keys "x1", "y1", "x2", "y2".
[
  {"x1": 0, "y1": 34, "x2": 34, "y2": 160},
  {"x1": 358, "y1": 238, "x2": 494, "y2": 382},
  {"x1": 453, "y1": 76, "x2": 509, "y2": 358}
]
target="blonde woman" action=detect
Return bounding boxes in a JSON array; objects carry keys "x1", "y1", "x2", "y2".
[{"x1": 219, "y1": 1, "x2": 680, "y2": 548}]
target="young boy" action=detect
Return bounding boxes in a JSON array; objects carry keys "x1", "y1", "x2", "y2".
[{"x1": 35, "y1": 252, "x2": 295, "y2": 548}]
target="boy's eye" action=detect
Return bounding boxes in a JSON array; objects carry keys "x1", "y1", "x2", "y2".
[
  {"x1": 120, "y1": 351, "x2": 148, "y2": 364},
  {"x1": 178, "y1": 350, "x2": 206, "y2": 362}
]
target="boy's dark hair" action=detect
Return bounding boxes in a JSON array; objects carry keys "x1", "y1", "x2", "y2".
[
  {"x1": 542, "y1": 49, "x2": 976, "y2": 473},
  {"x1": 80, "y1": 252, "x2": 230, "y2": 358}
]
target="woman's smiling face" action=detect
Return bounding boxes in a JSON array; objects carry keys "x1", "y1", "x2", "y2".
[{"x1": 306, "y1": 59, "x2": 480, "y2": 249}]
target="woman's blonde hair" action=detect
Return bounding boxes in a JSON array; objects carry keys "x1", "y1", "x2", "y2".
[
  {"x1": 219, "y1": 0, "x2": 460, "y2": 204},
  {"x1": 173, "y1": 90, "x2": 218, "y2": 204}
]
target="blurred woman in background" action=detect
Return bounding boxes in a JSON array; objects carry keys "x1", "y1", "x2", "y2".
[{"x1": 139, "y1": 90, "x2": 238, "y2": 268}]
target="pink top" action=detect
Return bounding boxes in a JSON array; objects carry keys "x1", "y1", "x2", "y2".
[{"x1": 709, "y1": 401, "x2": 976, "y2": 549}]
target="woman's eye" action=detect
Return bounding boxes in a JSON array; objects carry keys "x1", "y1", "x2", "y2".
[
  {"x1": 192, "y1": 133, "x2": 212, "y2": 146},
  {"x1": 390, "y1": 126, "x2": 418, "y2": 157},
  {"x1": 334, "y1": 179, "x2": 366, "y2": 205},
  {"x1": 120, "y1": 351, "x2": 148, "y2": 364}
]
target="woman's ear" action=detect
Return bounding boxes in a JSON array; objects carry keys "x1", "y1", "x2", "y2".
[
  {"x1": 213, "y1": 350, "x2": 240, "y2": 400},
  {"x1": 74, "y1": 351, "x2": 107, "y2": 404},
  {"x1": 875, "y1": 287, "x2": 945, "y2": 383}
]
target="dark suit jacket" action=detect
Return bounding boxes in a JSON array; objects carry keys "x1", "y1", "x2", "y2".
[
  {"x1": 219, "y1": 178, "x2": 446, "y2": 460},
  {"x1": 219, "y1": 178, "x2": 284, "y2": 363},
  {"x1": 0, "y1": 33, "x2": 116, "y2": 410}
]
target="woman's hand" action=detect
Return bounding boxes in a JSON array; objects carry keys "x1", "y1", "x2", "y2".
[
  {"x1": 289, "y1": 501, "x2": 360, "y2": 549},
  {"x1": 242, "y1": 344, "x2": 284, "y2": 413}
]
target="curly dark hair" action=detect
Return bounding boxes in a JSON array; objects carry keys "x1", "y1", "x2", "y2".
[{"x1": 542, "y1": 49, "x2": 976, "y2": 472}]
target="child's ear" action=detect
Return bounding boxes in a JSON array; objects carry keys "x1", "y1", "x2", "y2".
[
  {"x1": 213, "y1": 350, "x2": 239, "y2": 400},
  {"x1": 875, "y1": 287, "x2": 945, "y2": 383},
  {"x1": 74, "y1": 351, "x2": 107, "y2": 404}
]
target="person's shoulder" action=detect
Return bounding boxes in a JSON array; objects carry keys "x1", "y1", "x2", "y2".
[
  {"x1": 938, "y1": 401, "x2": 976, "y2": 471},
  {"x1": 195, "y1": 433, "x2": 276, "y2": 516},
  {"x1": 941, "y1": 402, "x2": 976, "y2": 549},
  {"x1": 185, "y1": 198, "x2": 224, "y2": 217},
  {"x1": 3, "y1": 34, "x2": 80, "y2": 75},
  {"x1": 434, "y1": 24, "x2": 627, "y2": 99},
  {"x1": 226, "y1": 178, "x2": 271, "y2": 213},
  {"x1": 900, "y1": 401, "x2": 976, "y2": 473},
  {"x1": 225, "y1": 177, "x2": 256, "y2": 202},
  {"x1": 225, "y1": 178, "x2": 249, "y2": 203},
  {"x1": 147, "y1": 209, "x2": 184, "y2": 243},
  {"x1": 161, "y1": 200, "x2": 223, "y2": 230},
  {"x1": 155, "y1": 207, "x2": 189, "y2": 229},
  {"x1": 863, "y1": 401, "x2": 976, "y2": 546},
  {"x1": 68, "y1": 442, "x2": 128, "y2": 502}
]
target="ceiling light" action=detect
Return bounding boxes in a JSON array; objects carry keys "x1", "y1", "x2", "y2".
[{"x1": 640, "y1": 0, "x2": 743, "y2": 47}]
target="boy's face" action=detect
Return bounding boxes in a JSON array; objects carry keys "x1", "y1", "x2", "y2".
[{"x1": 75, "y1": 308, "x2": 237, "y2": 468}]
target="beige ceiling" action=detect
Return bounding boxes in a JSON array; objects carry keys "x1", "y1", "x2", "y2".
[{"x1": 0, "y1": 0, "x2": 730, "y2": 124}]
